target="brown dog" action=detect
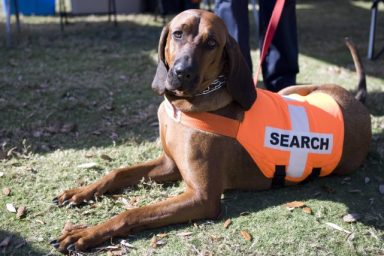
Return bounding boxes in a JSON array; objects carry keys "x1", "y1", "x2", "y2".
[{"x1": 52, "y1": 9, "x2": 371, "y2": 253}]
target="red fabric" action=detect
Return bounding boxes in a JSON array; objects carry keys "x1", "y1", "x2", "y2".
[{"x1": 254, "y1": 0, "x2": 286, "y2": 85}]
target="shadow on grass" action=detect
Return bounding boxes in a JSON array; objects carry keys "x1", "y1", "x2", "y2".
[
  {"x1": 0, "y1": 230, "x2": 47, "y2": 255},
  {"x1": 0, "y1": 17, "x2": 164, "y2": 153}
]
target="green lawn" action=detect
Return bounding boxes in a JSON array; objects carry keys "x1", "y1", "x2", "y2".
[{"x1": 0, "y1": 0, "x2": 384, "y2": 255}]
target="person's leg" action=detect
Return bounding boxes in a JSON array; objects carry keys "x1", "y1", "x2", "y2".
[
  {"x1": 215, "y1": 0, "x2": 252, "y2": 71},
  {"x1": 259, "y1": 0, "x2": 299, "y2": 92}
]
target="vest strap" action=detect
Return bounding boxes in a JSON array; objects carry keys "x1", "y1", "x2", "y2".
[
  {"x1": 181, "y1": 112, "x2": 240, "y2": 138},
  {"x1": 164, "y1": 98, "x2": 240, "y2": 138},
  {"x1": 271, "y1": 165, "x2": 286, "y2": 189}
]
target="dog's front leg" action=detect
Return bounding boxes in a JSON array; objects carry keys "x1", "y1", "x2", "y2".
[
  {"x1": 53, "y1": 188, "x2": 221, "y2": 253},
  {"x1": 54, "y1": 154, "x2": 180, "y2": 206}
]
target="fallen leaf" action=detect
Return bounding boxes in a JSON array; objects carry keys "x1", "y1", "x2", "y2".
[
  {"x1": 77, "y1": 162, "x2": 99, "y2": 169},
  {"x1": 6, "y1": 203, "x2": 16, "y2": 213},
  {"x1": 285, "y1": 201, "x2": 305, "y2": 209},
  {"x1": 120, "y1": 240, "x2": 135, "y2": 248},
  {"x1": 240, "y1": 230, "x2": 252, "y2": 241},
  {"x1": 60, "y1": 123, "x2": 77, "y2": 133},
  {"x1": 176, "y1": 231, "x2": 193, "y2": 237},
  {"x1": 156, "y1": 233, "x2": 168, "y2": 238},
  {"x1": 150, "y1": 235, "x2": 158, "y2": 248},
  {"x1": 85, "y1": 152, "x2": 95, "y2": 158},
  {"x1": 92, "y1": 130, "x2": 102, "y2": 135},
  {"x1": 343, "y1": 213, "x2": 361, "y2": 223},
  {"x1": 2, "y1": 187, "x2": 11, "y2": 196},
  {"x1": 7, "y1": 147, "x2": 17, "y2": 157},
  {"x1": 156, "y1": 240, "x2": 167, "y2": 246},
  {"x1": 379, "y1": 185, "x2": 384, "y2": 195},
  {"x1": 107, "y1": 250, "x2": 123, "y2": 256},
  {"x1": 210, "y1": 235, "x2": 221, "y2": 241},
  {"x1": 0, "y1": 236, "x2": 11, "y2": 248},
  {"x1": 325, "y1": 222, "x2": 351, "y2": 234},
  {"x1": 302, "y1": 207, "x2": 312, "y2": 215},
  {"x1": 36, "y1": 219, "x2": 45, "y2": 225},
  {"x1": 16, "y1": 206, "x2": 27, "y2": 219},
  {"x1": 223, "y1": 219, "x2": 232, "y2": 229},
  {"x1": 100, "y1": 154, "x2": 113, "y2": 161},
  {"x1": 346, "y1": 232, "x2": 355, "y2": 248}
]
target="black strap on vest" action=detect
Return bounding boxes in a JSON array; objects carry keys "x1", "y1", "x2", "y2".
[
  {"x1": 300, "y1": 167, "x2": 321, "y2": 185},
  {"x1": 271, "y1": 165, "x2": 286, "y2": 189}
]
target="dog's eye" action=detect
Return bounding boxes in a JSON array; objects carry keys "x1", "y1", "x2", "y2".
[
  {"x1": 206, "y1": 39, "x2": 217, "y2": 49},
  {"x1": 173, "y1": 31, "x2": 183, "y2": 39}
]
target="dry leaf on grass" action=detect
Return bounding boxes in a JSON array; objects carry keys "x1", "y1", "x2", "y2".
[
  {"x1": 176, "y1": 231, "x2": 193, "y2": 237},
  {"x1": 210, "y1": 235, "x2": 221, "y2": 241},
  {"x1": 60, "y1": 123, "x2": 77, "y2": 133},
  {"x1": 100, "y1": 154, "x2": 113, "y2": 161},
  {"x1": 85, "y1": 152, "x2": 95, "y2": 158},
  {"x1": 151, "y1": 235, "x2": 167, "y2": 248},
  {"x1": 150, "y1": 236, "x2": 158, "y2": 248},
  {"x1": 343, "y1": 213, "x2": 361, "y2": 223},
  {"x1": 325, "y1": 222, "x2": 351, "y2": 234},
  {"x1": 7, "y1": 147, "x2": 17, "y2": 157},
  {"x1": 120, "y1": 240, "x2": 135, "y2": 248},
  {"x1": 156, "y1": 233, "x2": 168, "y2": 238},
  {"x1": 302, "y1": 207, "x2": 312, "y2": 215},
  {"x1": 107, "y1": 250, "x2": 123, "y2": 256},
  {"x1": 77, "y1": 162, "x2": 99, "y2": 169},
  {"x1": 36, "y1": 219, "x2": 45, "y2": 225},
  {"x1": 0, "y1": 236, "x2": 11, "y2": 248},
  {"x1": 285, "y1": 201, "x2": 305, "y2": 210},
  {"x1": 240, "y1": 230, "x2": 252, "y2": 241},
  {"x1": 16, "y1": 206, "x2": 27, "y2": 219},
  {"x1": 223, "y1": 219, "x2": 232, "y2": 229},
  {"x1": 6, "y1": 203, "x2": 16, "y2": 213},
  {"x1": 2, "y1": 187, "x2": 11, "y2": 196}
]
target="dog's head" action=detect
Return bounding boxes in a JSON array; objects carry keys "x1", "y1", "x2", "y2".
[{"x1": 151, "y1": 9, "x2": 256, "y2": 112}]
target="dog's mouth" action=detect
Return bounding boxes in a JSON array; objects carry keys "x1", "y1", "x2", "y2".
[
  {"x1": 165, "y1": 89, "x2": 193, "y2": 98},
  {"x1": 166, "y1": 75, "x2": 226, "y2": 98}
]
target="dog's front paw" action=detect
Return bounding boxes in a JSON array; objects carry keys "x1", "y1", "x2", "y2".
[
  {"x1": 51, "y1": 225, "x2": 108, "y2": 254},
  {"x1": 53, "y1": 186, "x2": 98, "y2": 207}
]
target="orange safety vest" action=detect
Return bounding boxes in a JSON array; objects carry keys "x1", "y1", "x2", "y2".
[{"x1": 162, "y1": 89, "x2": 344, "y2": 182}]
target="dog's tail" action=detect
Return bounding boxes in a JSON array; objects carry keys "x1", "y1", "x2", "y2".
[{"x1": 345, "y1": 37, "x2": 367, "y2": 104}]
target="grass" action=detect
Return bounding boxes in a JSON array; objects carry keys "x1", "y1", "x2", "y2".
[{"x1": 1, "y1": 0, "x2": 384, "y2": 255}]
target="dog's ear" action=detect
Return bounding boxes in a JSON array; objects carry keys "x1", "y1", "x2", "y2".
[
  {"x1": 224, "y1": 35, "x2": 256, "y2": 110},
  {"x1": 151, "y1": 25, "x2": 169, "y2": 95}
]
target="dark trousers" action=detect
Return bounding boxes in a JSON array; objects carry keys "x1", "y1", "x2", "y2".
[{"x1": 214, "y1": 0, "x2": 299, "y2": 92}]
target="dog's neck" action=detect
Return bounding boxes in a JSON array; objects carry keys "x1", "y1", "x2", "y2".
[
  {"x1": 165, "y1": 75, "x2": 233, "y2": 112},
  {"x1": 194, "y1": 75, "x2": 226, "y2": 96},
  {"x1": 164, "y1": 77, "x2": 244, "y2": 121}
]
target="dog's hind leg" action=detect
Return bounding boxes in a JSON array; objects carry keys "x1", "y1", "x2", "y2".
[
  {"x1": 53, "y1": 154, "x2": 180, "y2": 206},
  {"x1": 278, "y1": 84, "x2": 320, "y2": 96}
]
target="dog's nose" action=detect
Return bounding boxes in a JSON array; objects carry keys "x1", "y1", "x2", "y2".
[{"x1": 174, "y1": 64, "x2": 193, "y2": 82}]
